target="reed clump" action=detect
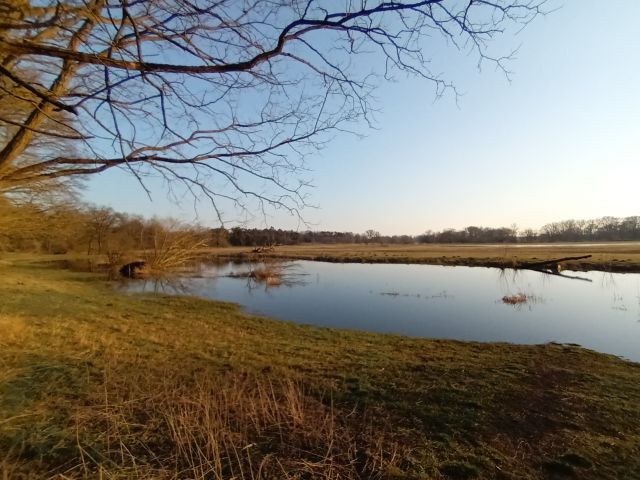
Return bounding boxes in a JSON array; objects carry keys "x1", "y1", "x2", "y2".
[
  {"x1": 228, "y1": 262, "x2": 302, "y2": 287},
  {"x1": 501, "y1": 293, "x2": 529, "y2": 305},
  {"x1": 249, "y1": 264, "x2": 284, "y2": 286}
]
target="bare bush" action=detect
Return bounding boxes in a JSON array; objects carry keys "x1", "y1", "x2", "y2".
[{"x1": 142, "y1": 221, "x2": 208, "y2": 274}]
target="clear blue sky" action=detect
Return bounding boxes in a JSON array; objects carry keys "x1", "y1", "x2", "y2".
[{"x1": 85, "y1": 0, "x2": 639, "y2": 235}]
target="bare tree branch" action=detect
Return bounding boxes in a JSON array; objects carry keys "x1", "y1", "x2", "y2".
[{"x1": 0, "y1": 0, "x2": 547, "y2": 221}]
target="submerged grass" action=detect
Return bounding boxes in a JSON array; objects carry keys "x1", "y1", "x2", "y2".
[{"x1": 0, "y1": 256, "x2": 639, "y2": 479}]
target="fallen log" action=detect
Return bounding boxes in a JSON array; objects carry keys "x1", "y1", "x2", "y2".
[
  {"x1": 521, "y1": 255, "x2": 592, "y2": 269},
  {"x1": 526, "y1": 267, "x2": 593, "y2": 282}
]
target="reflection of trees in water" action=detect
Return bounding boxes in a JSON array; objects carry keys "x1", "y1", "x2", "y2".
[
  {"x1": 129, "y1": 277, "x2": 194, "y2": 295},
  {"x1": 552, "y1": 271, "x2": 592, "y2": 282},
  {"x1": 600, "y1": 272, "x2": 630, "y2": 313},
  {"x1": 189, "y1": 260, "x2": 230, "y2": 278},
  {"x1": 600, "y1": 272, "x2": 618, "y2": 289},
  {"x1": 379, "y1": 290, "x2": 452, "y2": 300},
  {"x1": 497, "y1": 267, "x2": 600, "y2": 312},
  {"x1": 121, "y1": 261, "x2": 310, "y2": 295},
  {"x1": 498, "y1": 266, "x2": 591, "y2": 292},
  {"x1": 496, "y1": 268, "x2": 544, "y2": 311},
  {"x1": 525, "y1": 267, "x2": 592, "y2": 283}
]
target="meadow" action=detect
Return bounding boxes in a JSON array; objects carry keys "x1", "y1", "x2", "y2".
[
  {"x1": 210, "y1": 242, "x2": 640, "y2": 272},
  {"x1": 1, "y1": 255, "x2": 639, "y2": 479}
]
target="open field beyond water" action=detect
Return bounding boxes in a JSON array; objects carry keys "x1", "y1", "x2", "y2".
[
  {"x1": 215, "y1": 242, "x2": 640, "y2": 272},
  {"x1": 1, "y1": 256, "x2": 639, "y2": 479}
]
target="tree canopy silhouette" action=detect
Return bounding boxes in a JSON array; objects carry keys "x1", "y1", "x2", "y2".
[{"x1": 1, "y1": 0, "x2": 545, "y2": 220}]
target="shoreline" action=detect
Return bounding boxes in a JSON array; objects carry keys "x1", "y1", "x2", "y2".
[{"x1": 208, "y1": 241, "x2": 640, "y2": 273}]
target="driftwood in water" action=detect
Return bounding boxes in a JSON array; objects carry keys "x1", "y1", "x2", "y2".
[
  {"x1": 528, "y1": 268, "x2": 593, "y2": 282},
  {"x1": 520, "y1": 255, "x2": 592, "y2": 270},
  {"x1": 514, "y1": 255, "x2": 594, "y2": 282}
]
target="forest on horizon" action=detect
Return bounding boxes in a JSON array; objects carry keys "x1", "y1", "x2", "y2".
[{"x1": 2, "y1": 200, "x2": 638, "y2": 254}]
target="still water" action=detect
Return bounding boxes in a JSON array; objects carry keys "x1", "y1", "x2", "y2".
[{"x1": 126, "y1": 261, "x2": 640, "y2": 362}]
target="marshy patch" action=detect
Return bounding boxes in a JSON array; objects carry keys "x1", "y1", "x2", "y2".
[
  {"x1": 500, "y1": 292, "x2": 543, "y2": 308},
  {"x1": 122, "y1": 260, "x2": 639, "y2": 362},
  {"x1": 227, "y1": 262, "x2": 306, "y2": 288}
]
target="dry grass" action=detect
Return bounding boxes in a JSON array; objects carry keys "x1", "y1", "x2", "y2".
[
  {"x1": 502, "y1": 293, "x2": 530, "y2": 305},
  {"x1": 1, "y1": 257, "x2": 640, "y2": 479},
  {"x1": 0, "y1": 315, "x2": 27, "y2": 347},
  {"x1": 205, "y1": 242, "x2": 640, "y2": 272},
  {"x1": 66, "y1": 371, "x2": 406, "y2": 480}
]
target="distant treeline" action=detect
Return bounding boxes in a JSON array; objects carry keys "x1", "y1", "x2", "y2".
[
  {"x1": 535, "y1": 216, "x2": 640, "y2": 242},
  {"x1": 1, "y1": 198, "x2": 638, "y2": 255},
  {"x1": 226, "y1": 216, "x2": 640, "y2": 246},
  {"x1": 418, "y1": 216, "x2": 640, "y2": 243},
  {"x1": 226, "y1": 228, "x2": 414, "y2": 246}
]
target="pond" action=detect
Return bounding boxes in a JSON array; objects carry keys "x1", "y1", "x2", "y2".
[{"x1": 125, "y1": 261, "x2": 640, "y2": 362}]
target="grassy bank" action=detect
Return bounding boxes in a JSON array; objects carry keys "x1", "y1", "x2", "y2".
[
  {"x1": 212, "y1": 243, "x2": 640, "y2": 273},
  {"x1": 1, "y1": 257, "x2": 639, "y2": 479}
]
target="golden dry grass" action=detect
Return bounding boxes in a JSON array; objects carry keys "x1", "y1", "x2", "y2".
[{"x1": 205, "y1": 242, "x2": 640, "y2": 272}]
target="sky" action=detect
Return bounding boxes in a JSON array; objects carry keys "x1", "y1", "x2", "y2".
[{"x1": 84, "y1": 0, "x2": 640, "y2": 235}]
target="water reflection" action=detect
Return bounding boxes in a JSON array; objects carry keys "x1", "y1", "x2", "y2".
[
  {"x1": 123, "y1": 261, "x2": 640, "y2": 362},
  {"x1": 123, "y1": 276, "x2": 194, "y2": 294},
  {"x1": 379, "y1": 290, "x2": 452, "y2": 300}
]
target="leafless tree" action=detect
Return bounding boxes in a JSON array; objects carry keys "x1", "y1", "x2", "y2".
[
  {"x1": 143, "y1": 219, "x2": 208, "y2": 271},
  {"x1": 0, "y1": 0, "x2": 546, "y2": 221},
  {"x1": 85, "y1": 205, "x2": 117, "y2": 254},
  {"x1": 364, "y1": 228, "x2": 381, "y2": 242}
]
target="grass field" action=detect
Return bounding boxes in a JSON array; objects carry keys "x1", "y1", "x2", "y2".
[
  {"x1": 1, "y1": 256, "x2": 639, "y2": 479},
  {"x1": 211, "y1": 242, "x2": 640, "y2": 272}
]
